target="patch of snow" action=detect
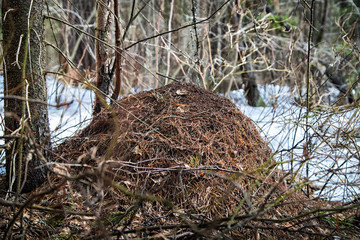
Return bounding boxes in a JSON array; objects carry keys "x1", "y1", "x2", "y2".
[
  {"x1": 47, "y1": 78, "x2": 94, "y2": 143},
  {"x1": 231, "y1": 85, "x2": 360, "y2": 201},
  {"x1": 0, "y1": 76, "x2": 94, "y2": 174}
]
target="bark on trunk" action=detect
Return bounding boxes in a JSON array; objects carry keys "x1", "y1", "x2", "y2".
[
  {"x1": 93, "y1": 0, "x2": 110, "y2": 114},
  {"x1": 111, "y1": 0, "x2": 122, "y2": 101},
  {"x1": 2, "y1": 0, "x2": 51, "y2": 193}
]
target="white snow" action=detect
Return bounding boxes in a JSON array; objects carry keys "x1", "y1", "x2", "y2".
[
  {"x1": 231, "y1": 86, "x2": 360, "y2": 201},
  {"x1": 47, "y1": 78, "x2": 94, "y2": 143},
  {"x1": 0, "y1": 77, "x2": 94, "y2": 173}
]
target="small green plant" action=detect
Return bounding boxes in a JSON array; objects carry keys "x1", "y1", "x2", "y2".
[
  {"x1": 188, "y1": 155, "x2": 200, "y2": 168},
  {"x1": 320, "y1": 212, "x2": 355, "y2": 228}
]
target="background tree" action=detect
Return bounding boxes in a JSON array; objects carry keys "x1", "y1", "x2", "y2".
[
  {"x1": 2, "y1": 0, "x2": 51, "y2": 193},
  {"x1": 93, "y1": 0, "x2": 111, "y2": 114}
]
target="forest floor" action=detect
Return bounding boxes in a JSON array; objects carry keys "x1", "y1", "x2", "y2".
[{"x1": 1, "y1": 81, "x2": 359, "y2": 239}]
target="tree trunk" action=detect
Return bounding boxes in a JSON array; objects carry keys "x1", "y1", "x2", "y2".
[
  {"x1": 2, "y1": 0, "x2": 51, "y2": 193},
  {"x1": 238, "y1": 41, "x2": 262, "y2": 107},
  {"x1": 93, "y1": 0, "x2": 110, "y2": 114},
  {"x1": 111, "y1": 0, "x2": 122, "y2": 101}
]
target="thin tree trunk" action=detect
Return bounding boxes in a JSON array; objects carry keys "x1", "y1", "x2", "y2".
[
  {"x1": 2, "y1": 0, "x2": 51, "y2": 193},
  {"x1": 94, "y1": 0, "x2": 110, "y2": 114},
  {"x1": 154, "y1": 0, "x2": 160, "y2": 88},
  {"x1": 111, "y1": 0, "x2": 122, "y2": 101},
  {"x1": 165, "y1": 0, "x2": 174, "y2": 85},
  {"x1": 315, "y1": 0, "x2": 328, "y2": 44},
  {"x1": 238, "y1": 41, "x2": 261, "y2": 106}
]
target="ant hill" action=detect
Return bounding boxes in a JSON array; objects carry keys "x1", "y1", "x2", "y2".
[{"x1": 53, "y1": 82, "x2": 333, "y2": 238}]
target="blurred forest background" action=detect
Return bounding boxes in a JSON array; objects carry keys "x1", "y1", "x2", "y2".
[{"x1": 45, "y1": 0, "x2": 359, "y2": 105}]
